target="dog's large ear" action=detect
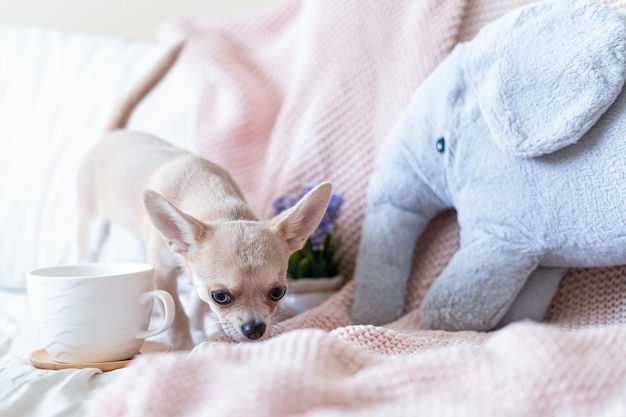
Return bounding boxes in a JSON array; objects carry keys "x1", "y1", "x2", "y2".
[
  {"x1": 270, "y1": 182, "x2": 332, "y2": 253},
  {"x1": 465, "y1": 0, "x2": 626, "y2": 157},
  {"x1": 143, "y1": 190, "x2": 208, "y2": 254}
]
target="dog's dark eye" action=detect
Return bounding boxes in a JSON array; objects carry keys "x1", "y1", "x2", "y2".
[
  {"x1": 211, "y1": 291, "x2": 232, "y2": 305},
  {"x1": 269, "y1": 286, "x2": 286, "y2": 301},
  {"x1": 436, "y1": 137, "x2": 445, "y2": 153}
]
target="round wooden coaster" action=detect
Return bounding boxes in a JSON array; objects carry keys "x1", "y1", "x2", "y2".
[{"x1": 29, "y1": 340, "x2": 171, "y2": 372}]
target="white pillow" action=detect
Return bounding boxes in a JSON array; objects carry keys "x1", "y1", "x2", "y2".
[{"x1": 0, "y1": 24, "x2": 198, "y2": 288}]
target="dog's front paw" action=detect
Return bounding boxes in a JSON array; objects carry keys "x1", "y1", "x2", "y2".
[
  {"x1": 171, "y1": 335, "x2": 195, "y2": 351},
  {"x1": 167, "y1": 326, "x2": 196, "y2": 351}
]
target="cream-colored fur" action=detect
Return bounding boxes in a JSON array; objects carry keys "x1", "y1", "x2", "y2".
[{"x1": 77, "y1": 42, "x2": 332, "y2": 350}]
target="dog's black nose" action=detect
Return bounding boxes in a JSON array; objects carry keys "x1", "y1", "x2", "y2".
[{"x1": 242, "y1": 321, "x2": 266, "y2": 340}]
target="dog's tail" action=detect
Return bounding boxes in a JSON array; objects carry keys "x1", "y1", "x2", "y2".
[{"x1": 105, "y1": 41, "x2": 185, "y2": 132}]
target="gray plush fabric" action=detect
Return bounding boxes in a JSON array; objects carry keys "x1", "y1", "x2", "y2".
[{"x1": 351, "y1": 0, "x2": 626, "y2": 330}]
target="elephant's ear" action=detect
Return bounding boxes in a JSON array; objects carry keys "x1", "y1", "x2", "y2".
[{"x1": 465, "y1": 0, "x2": 626, "y2": 158}]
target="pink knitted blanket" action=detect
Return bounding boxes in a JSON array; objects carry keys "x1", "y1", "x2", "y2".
[
  {"x1": 89, "y1": 321, "x2": 626, "y2": 416},
  {"x1": 87, "y1": 0, "x2": 626, "y2": 415}
]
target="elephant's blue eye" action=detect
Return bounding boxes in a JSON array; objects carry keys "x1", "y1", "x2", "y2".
[{"x1": 436, "y1": 137, "x2": 445, "y2": 153}]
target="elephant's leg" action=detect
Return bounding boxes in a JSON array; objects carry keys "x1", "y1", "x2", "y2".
[
  {"x1": 496, "y1": 267, "x2": 566, "y2": 328},
  {"x1": 351, "y1": 132, "x2": 445, "y2": 326},
  {"x1": 351, "y1": 207, "x2": 427, "y2": 325},
  {"x1": 420, "y1": 234, "x2": 543, "y2": 331}
]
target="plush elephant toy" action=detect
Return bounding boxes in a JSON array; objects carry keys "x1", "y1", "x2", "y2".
[{"x1": 351, "y1": 0, "x2": 626, "y2": 331}]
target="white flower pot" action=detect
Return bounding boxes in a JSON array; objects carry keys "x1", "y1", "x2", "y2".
[{"x1": 281, "y1": 275, "x2": 345, "y2": 314}]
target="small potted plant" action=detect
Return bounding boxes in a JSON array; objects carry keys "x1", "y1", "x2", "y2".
[{"x1": 273, "y1": 184, "x2": 346, "y2": 313}]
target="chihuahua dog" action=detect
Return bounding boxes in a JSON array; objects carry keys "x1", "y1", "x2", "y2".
[{"x1": 77, "y1": 42, "x2": 333, "y2": 350}]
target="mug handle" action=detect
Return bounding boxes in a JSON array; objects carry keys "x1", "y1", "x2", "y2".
[{"x1": 136, "y1": 290, "x2": 175, "y2": 339}]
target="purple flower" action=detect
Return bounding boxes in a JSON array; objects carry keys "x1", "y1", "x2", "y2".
[
  {"x1": 273, "y1": 195, "x2": 296, "y2": 215},
  {"x1": 273, "y1": 184, "x2": 344, "y2": 251},
  {"x1": 325, "y1": 193, "x2": 344, "y2": 223}
]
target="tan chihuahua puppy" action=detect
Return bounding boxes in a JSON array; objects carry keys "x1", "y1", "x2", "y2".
[{"x1": 77, "y1": 42, "x2": 332, "y2": 350}]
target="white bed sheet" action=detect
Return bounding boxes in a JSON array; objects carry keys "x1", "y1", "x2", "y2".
[{"x1": 0, "y1": 287, "x2": 120, "y2": 417}]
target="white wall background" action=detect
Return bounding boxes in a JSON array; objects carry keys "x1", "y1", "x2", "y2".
[{"x1": 0, "y1": 0, "x2": 278, "y2": 40}]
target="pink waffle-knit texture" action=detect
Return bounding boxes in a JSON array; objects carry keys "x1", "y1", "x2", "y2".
[
  {"x1": 158, "y1": 0, "x2": 466, "y2": 281},
  {"x1": 86, "y1": 0, "x2": 626, "y2": 416}
]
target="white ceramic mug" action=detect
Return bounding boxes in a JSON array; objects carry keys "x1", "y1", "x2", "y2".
[{"x1": 27, "y1": 262, "x2": 175, "y2": 363}]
